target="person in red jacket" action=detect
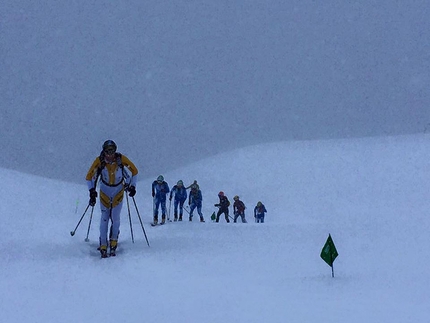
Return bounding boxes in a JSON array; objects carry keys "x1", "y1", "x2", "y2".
[{"x1": 214, "y1": 191, "x2": 230, "y2": 223}]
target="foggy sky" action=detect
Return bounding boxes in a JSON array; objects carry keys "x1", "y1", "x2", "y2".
[{"x1": 1, "y1": 0, "x2": 429, "y2": 183}]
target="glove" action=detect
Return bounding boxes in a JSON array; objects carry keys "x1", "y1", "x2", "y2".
[
  {"x1": 188, "y1": 200, "x2": 191, "y2": 206},
  {"x1": 169, "y1": 196, "x2": 172, "y2": 201},
  {"x1": 89, "y1": 188, "x2": 97, "y2": 206},
  {"x1": 152, "y1": 192, "x2": 155, "y2": 198},
  {"x1": 214, "y1": 204, "x2": 220, "y2": 207},
  {"x1": 128, "y1": 186, "x2": 136, "y2": 197}
]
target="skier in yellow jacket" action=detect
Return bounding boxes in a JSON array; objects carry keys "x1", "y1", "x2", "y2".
[{"x1": 86, "y1": 140, "x2": 138, "y2": 258}]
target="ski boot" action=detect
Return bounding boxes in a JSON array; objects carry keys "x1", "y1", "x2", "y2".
[
  {"x1": 178, "y1": 215, "x2": 182, "y2": 221},
  {"x1": 189, "y1": 216, "x2": 192, "y2": 222},
  {"x1": 161, "y1": 215, "x2": 166, "y2": 225},
  {"x1": 100, "y1": 245, "x2": 108, "y2": 258},
  {"x1": 109, "y1": 240, "x2": 117, "y2": 257},
  {"x1": 153, "y1": 215, "x2": 158, "y2": 226},
  {"x1": 200, "y1": 216, "x2": 205, "y2": 223}
]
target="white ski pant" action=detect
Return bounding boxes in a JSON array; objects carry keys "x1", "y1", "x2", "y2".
[{"x1": 99, "y1": 203, "x2": 122, "y2": 247}]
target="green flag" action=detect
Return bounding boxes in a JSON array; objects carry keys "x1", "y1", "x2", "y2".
[{"x1": 320, "y1": 234, "x2": 338, "y2": 267}]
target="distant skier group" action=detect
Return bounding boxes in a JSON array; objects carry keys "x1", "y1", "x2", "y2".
[
  {"x1": 151, "y1": 176, "x2": 267, "y2": 225},
  {"x1": 85, "y1": 140, "x2": 267, "y2": 258}
]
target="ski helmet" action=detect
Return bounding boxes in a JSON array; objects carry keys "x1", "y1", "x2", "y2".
[
  {"x1": 218, "y1": 191, "x2": 224, "y2": 197},
  {"x1": 177, "y1": 180, "x2": 183, "y2": 186},
  {"x1": 157, "y1": 175, "x2": 164, "y2": 182},
  {"x1": 102, "y1": 140, "x2": 117, "y2": 152},
  {"x1": 257, "y1": 201, "x2": 262, "y2": 206},
  {"x1": 233, "y1": 195, "x2": 239, "y2": 200}
]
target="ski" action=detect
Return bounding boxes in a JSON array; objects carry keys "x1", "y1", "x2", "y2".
[
  {"x1": 99, "y1": 252, "x2": 117, "y2": 258},
  {"x1": 96, "y1": 247, "x2": 117, "y2": 258},
  {"x1": 151, "y1": 221, "x2": 170, "y2": 227}
]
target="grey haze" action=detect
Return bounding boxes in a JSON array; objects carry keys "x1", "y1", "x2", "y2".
[{"x1": 1, "y1": 0, "x2": 429, "y2": 183}]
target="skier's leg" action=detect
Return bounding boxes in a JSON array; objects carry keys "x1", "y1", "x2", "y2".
[
  {"x1": 216, "y1": 209, "x2": 222, "y2": 222},
  {"x1": 110, "y1": 203, "x2": 122, "y2": 240},
  {"x1": 241, "y1": 214, "x2": 247, "y2": 223},
  {"x1": 189, "y1": 203, "x2": 196, "y2": 220},
  {"x1": 174, "y1": 200, "x2": 179, "y2": 220},
  {"x1": 179, "y1": 200, "x2": 184, "y2": 217},
  {"x1": 161, "y1": 199, "x2": 167, "y2": 223},
  {"x1": 197, "y1": 204, "x2": 204, "y2": 222},
  {"x1": 233, "y1": 213, "x2": 239, "y2": 223},
  {"x1": 99, "y1": 205, "x2": 110, "y2": 248},
  {"x1": 153, "y1": 198, "x2": 160, "y2": 223}
]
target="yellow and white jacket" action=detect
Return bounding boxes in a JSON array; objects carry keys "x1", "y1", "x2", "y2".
[{"x1": 86, "y1": 153, "x2": 138, "y2": 209}]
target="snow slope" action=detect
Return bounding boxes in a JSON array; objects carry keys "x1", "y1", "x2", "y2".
[{"x1": 1, "y1": 134, "x2": 430, "y2": 322}]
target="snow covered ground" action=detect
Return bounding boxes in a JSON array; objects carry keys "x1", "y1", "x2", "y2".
[{"x1": 1, "y1": 134, "x2": 430, "y2": 322}]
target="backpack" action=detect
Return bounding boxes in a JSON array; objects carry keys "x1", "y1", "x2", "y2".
[{"x1": 236, "y1": 201, "x2": 245, "y2": 213}]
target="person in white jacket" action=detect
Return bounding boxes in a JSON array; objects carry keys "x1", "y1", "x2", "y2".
[{"x1": 86, "y1": 140, "x2": 138, "y2": 258}]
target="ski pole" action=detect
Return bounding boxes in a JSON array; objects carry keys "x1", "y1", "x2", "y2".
[
  {"x1": 70, "y1": 203, "x2": 90, "y2": 236},
  {"x1": 183, "y1": 205, "x2": 191, "y2": 215},
  {"x1": 132, "y1": 196, "x2": 150, "y2": 247},
  {"x1": 84, "y1": 205, "x2": 95, "y2": 242},
  {"x1": 77, "y1": 175, "x2": 100, "y2": 239},
  {"x1": 125, "y1": 193, "x2": 135, "y2": 243}
]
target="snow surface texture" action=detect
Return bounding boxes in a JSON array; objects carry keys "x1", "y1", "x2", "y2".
[{"x1": 1, "y1": 134, "x2": 430, "y2": 322}]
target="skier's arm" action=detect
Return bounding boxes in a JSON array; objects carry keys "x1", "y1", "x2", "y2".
[{"x1": 85, "y1": 157, "x2": 101, "y2": 189}]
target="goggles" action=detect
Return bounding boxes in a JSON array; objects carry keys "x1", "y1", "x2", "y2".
[{"x1": 104, "y1": 147, "x2": 116, "y2": 155}]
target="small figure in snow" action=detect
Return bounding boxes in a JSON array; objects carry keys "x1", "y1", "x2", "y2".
[
  {"x1": 152, "y1": 175, "x2": 170, "y2": 225},
  {"x1": 233, "y1": 195, "x2": 247, "y2": 223},
  {"x1": 214, "y1": 191, "x2": 230, "y2": 223},
  {"x1": 254, "y1": 201, "x2": 267, "y2": 223},
  {"x1": 86, "y1": 140, "x2": 138, "y2": 258},
  {"x1": 188, "y1": 183, "x2": 205, "y2": 222},
  {"x1": 169, "y1": 180, "x2": 188, "y2": 221}
]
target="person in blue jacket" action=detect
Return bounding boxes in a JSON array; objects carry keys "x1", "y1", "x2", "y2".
[
  {"x1": 254, "y1": 201, "x2": 267, "y2": 223},
  {"x1": 169, "y1": 180, "x2": 188, "y2": 221},
  {"x1": 152, "y1": 175, "x2": 170, "y2": 225},
  {"x1": 188, "y1": 183, "x2": 205, "y2": 222}
]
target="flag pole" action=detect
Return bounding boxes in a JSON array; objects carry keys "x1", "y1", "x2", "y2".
[{"x1": 331, "y1": 251, "x2": 334, "y2": 278}]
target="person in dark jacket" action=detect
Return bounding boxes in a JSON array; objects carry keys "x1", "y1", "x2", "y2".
[
  {"x1": 152, "y1": 175, "x2": 170, "y2": 224},
  {"x1": 254, "y1": 201, "x2": 267, "y2": 223},
  {"x1": 233, "y1": 195, "x2": 247, "y2": 223},
  {"x1": 214, "y1": 191, "x2": 230, "y2": 223},
  {"x1": 188, "y1": 183, "x2": 205, "y2": 222},
  {"x1": 169, "y1": 180, "x2": 188, "y2": 221}
]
